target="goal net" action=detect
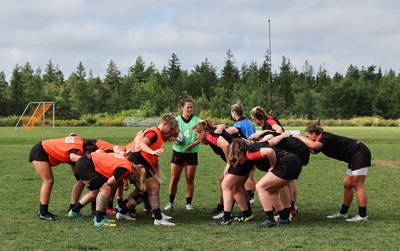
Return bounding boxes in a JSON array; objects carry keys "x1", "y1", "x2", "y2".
[{"x1": 15, "y1": 102, "x2": 55, "y2": 129}]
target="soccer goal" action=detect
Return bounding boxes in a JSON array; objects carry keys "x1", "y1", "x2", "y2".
[{"x1": 15, "y1": 102, "x2": 55, "y2": 129}]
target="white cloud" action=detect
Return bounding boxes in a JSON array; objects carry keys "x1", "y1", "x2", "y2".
[{"x1": 0, "y1": 0, "x2": 399, "y2": 80}]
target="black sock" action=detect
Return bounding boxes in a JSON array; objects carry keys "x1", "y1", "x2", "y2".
[
  {"x1": 119, "y1": 199, "x2": 128, "y2": 208},
  {"x1": 40, "y1": 203, "x2": 49, "y2": 215},
  {"x1": 247, "y1": 201, "x2": 253, "y2": 215},
  {"x1": 169, "y1": 194, "x2": 176, "y2": 204},
  {"x1": 217, "y1": 204, "x2": 223, "y2": 211},
  {"x1": 69, "y1": 203, "x2": 76, "y2": 211},
  {"x1": 119, "y1": 205, "x2": 129, "y2": 214},
  {"x1": 358, "y1": 207, "x2": 367, "y2": 217},
  {"x1": 340, "y1": 204, "x2": 350, "y2": 214},
  {"x1": 72, "y1": 202, "x2": 84, "y2": 213},
  {"x1": 242, "y1": 210, "x2": 251, "y2": 218},
  {"x1": 278, "y1": 209, "x2": 288, "y2": 220},
  {"x1": 117, "y1": 199, "x2": 123, "y2": 207},
  {"x1": 107, "y1": 201, "x2": 113, "y2": 210},
  {"x1": 186, "y1": 197, "x2": 192, "y2": 205},
  {"x1": 265, "y1": 210, "x2": 275, "y2": 222},
  {"x1": 247, "y1": 190, "x2": 252, "y2": 199},
  {"x1": 90, "y1": 201, "x2": 96, "y2": 211},
  {"x1": 153, "y1": 208, "x2": 162, "y2": 220},
  {"x1": 95, "y1": 211, "x2": 105, "y2": 222},
  {"x1": 291, "y1": 201, "x2": 295, "y2": 210},
  {"x1": 223, "y1": 211, "x2": 231, "y2": 221}
]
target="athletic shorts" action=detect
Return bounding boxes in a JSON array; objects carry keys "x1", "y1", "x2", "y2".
[
  {"x1": 29, "y1": 142, "x2": 49, "y2": 163},
  {"x1": 76, "y1": 155, "x2": 131, "y2": 190},
  {"x1": 348, "y1": 142, "x2": 371, "y2": 171},
  {"x1": 228, "y1": 161, "x2": 254, "y2": 176},
  {"x1": 271, "y1": 153, "x2": 302, "y2": 180},
  {"x1": 170, "y1": 150, "x2": 198, "y2": 166}
]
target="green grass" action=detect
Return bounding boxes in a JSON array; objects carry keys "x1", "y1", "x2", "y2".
[{"x1": 0, "y1": 126, "x2": 399, "y2": 250}]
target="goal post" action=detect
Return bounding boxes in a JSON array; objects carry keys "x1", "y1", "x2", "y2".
[{"x1": 15, "y1": 102, "x2": 55, "y2": 129}]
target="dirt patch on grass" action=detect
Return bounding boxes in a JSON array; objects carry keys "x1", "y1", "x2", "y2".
[{"x1": 373, "y1": 160, "x2": 400, "y2": 168}]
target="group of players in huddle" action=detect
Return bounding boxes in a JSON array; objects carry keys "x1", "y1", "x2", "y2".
[{"x1": 29, "y1": 97, "x2": 371, "y2": 227}]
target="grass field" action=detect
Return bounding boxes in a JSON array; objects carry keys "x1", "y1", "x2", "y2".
[{"x1": 0, "y1": 126, "x2": 399, "y2": 250}]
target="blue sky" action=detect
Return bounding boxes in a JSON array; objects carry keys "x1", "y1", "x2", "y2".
[{"x1": 1, "y1": 0, "x2": 399, "y2": 80}]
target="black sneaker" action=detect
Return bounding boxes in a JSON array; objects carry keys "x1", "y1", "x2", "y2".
[
  {"x1": 208, "y1": 207, "x2": 223, "y2": 215},
  {"x1": 257, "y1": 219, "x2": 276, "y2": 228},
  {"x1": 38, "y1": 212, "x2": 60, "y2": 221}
]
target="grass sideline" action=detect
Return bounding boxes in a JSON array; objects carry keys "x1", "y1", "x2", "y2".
[{"x1": 0, "y1": 126, "x2": 399, "y2": 250}]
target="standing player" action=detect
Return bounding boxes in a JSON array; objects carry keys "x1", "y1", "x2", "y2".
[{"x1": 165, "y1": 96, "x2": 201, "y2": 211}]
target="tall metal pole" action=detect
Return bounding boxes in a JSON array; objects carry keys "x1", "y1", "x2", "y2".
[{"x1": 268, "y1": 19, "x2": 272, "y2": 109}]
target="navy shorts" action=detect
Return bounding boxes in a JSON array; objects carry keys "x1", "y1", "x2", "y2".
[{"x1": 170, "y1": 150, "x2": 198, "y2": 166}]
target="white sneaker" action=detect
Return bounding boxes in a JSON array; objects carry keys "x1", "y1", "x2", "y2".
[
  {"x1": 346, "y1": 215, "x2": 368, "y2": 222},
  {"x1": 326, "y1": 212, "x2": 348, "y2": 219},
  {"x1": 154, "y1": 218, "x2": 175, "y2": 226},
  {"x1": 212, "y1": 212, "x2": 224, "y2": 219},
  {"x1": 186, "y1": 204, "x2": 193, "y2": 210},
  {"x1": 164, "y1": 202, "x2": 173, "y2": 210},
  {"x1": 116, "y1": 212, "x2": 136, "y2": 221},
  {"x1": 152, "y1": 212, "x2": 172, "y2": 220}
]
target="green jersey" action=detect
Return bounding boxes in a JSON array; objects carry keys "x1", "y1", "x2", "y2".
[{"x1": 173, "y1": 115, "x2": 200, "y2": 153}]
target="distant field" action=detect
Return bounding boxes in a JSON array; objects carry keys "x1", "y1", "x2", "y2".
[{"x1": 0, "y1": 126, "x2": 399, "y2": 250}]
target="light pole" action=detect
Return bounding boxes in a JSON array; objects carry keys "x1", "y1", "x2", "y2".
[{"x1": 268, "y1": 19, "x2": 272, "y2": 110}]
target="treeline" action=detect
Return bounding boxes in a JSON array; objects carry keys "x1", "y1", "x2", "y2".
[{"x1": 1, "y1": 50, "x2": 399, "y2": 120}]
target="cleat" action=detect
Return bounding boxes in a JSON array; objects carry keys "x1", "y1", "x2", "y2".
[
  {"x1": 212, "y1": 212, "x2": 224, "y2": 220},
  {"x1": 186, "y1": 204, "x2": 193, "y2": 211},
  {"x1": 208, "y1": 207, "x2": 223, "y2": 215},
  {"x1": 211, "y1": 218, "x2": 232, "y2": 226},
  {"x1": 38, "y1": 212, "x2": 60, "y2": 221},
  {"x1": 152, "y1": 212, "x2": 172, "y2": 220},
  {"x1": 257, "y1": 219, "x2": 277, "y2": 228},
  {"x1": 106, "y1": 208, "x2": 116, "y2": 215},
  {"x1": 154, "y1": 219, "x2": 176, "y2": 226},
  {"x1": 277, "y1": 217, "x2": 291, "y2": 225},
  {"x1": 290, "y1": 209, "x2": 298, "y2": 217},
  {"x1": 93, "y1": 217, "x2": 117, "y2": 227},
  {"x1": 346, "y1": 215, "x2": 368, "y2": 222},
  {"x1": 164, "y1": 202, "x2": 174, "y2": 210},
  {"x1": 326, "y1": 212, "x2": 348, "y2": 219},
  {"x1": 116, "y1": 212, "x2": 137, "y2": 221},
  {"x1": 68, "y1": 210, "x2": 85, "y2": 219},
  {"x1": 236, "y1": 214, "x2": 255, "y2": 223}
]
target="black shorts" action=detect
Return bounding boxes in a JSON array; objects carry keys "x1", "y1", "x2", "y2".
[
  {"x1": 348, "y1": 143, "x2": 371, "y2": 171},
  {"x1": 228, "y1": 161, "x2": 254, "y2": 176},
  {"x1": 75, "y1": 155, "x2": 107, "y2": 191},
  {"x1": 29, "y1": 142, "x2": 49, "y2": 163},
  {"x1": 271, "y1": 153, "x2": 302, "y2": 180},
  {"x1": 170, "y1": 150, "x2": 198, "y2": 166}
]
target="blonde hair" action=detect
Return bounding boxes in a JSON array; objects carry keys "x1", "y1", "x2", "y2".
[
  {"x1": 192, "y1": 119, "x2": 214, "y2": 133},
  {"x1": 161, "y1": 113, "x2": 180, "y2": 139},
  {"x1": 229, "y1": 138, "x2": 251, "y2": 166},
  {"x1": 130, "y1": 164, "x2": 147, "y2": 191}
]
